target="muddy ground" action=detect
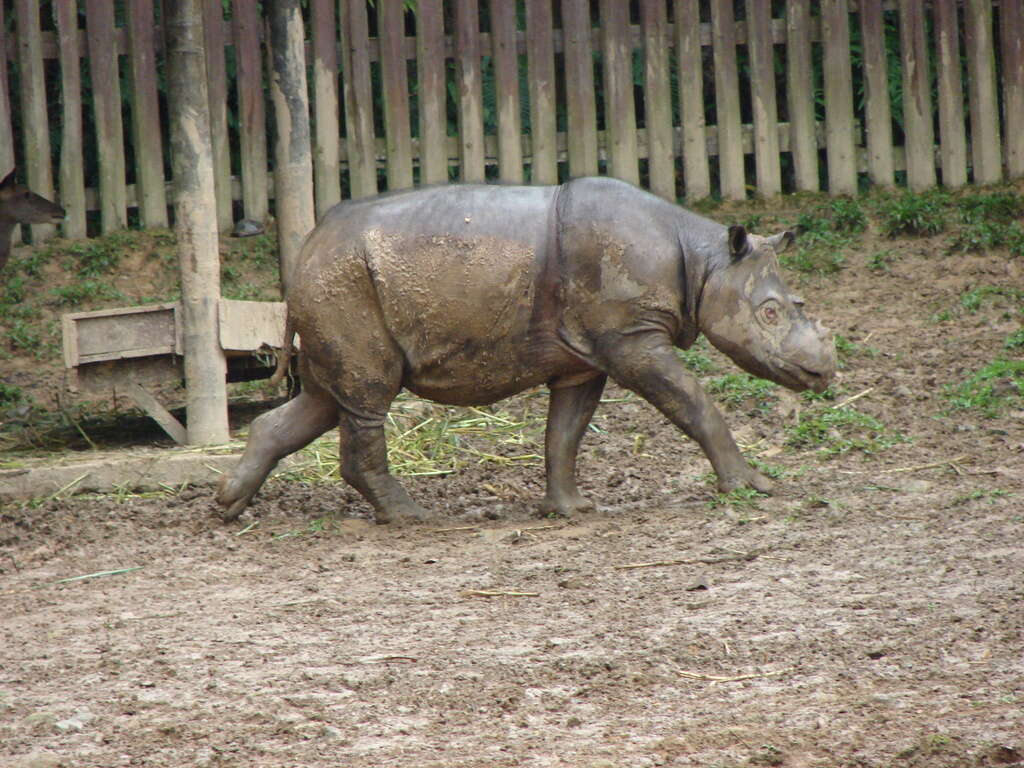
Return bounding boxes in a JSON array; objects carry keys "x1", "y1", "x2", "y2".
[{"x1": 1, "y1": 203, "x2": 1022, "y2": 767}]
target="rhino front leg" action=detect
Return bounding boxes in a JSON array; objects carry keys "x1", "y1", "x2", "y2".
[
  {"x1": 540, "y1": 374, "x2": 607, "y2": 516},
  {"x1": 217, "y1": 388, "x2": 340, "y2": 521},
  {"x1": 597, "y1": 331, "x2": 773, "y2": 495}
]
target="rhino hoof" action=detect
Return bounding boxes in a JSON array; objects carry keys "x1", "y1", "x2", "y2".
[
  {"x1": 538, "y1": 495, "x2": 595, "y2": 518},
  {"x1": 717, "y1": 468, "x2": 774, "y2": 495},
  {"x1": 374, "y1": 503, "x2": 430, "y2": 525}
]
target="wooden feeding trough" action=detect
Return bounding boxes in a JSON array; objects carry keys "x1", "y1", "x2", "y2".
[{"x1": 62, "y1": 299, "x2": 290, "y2": 444}]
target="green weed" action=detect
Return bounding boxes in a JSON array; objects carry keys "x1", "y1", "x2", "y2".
[
  {"x1": 707, "y1": 373, "x2": 777, "y2": 412},
  {"x1": 49, "y1": 280, "x2": 125, "y2": 307},
  {"x1": 0, "y1": 382, "x2": 24, "y2": 406},
  {"x1": 867, "y1": 249, "x2": 896, "y2": 272},
  {"x1": 785, "y1": 406, "x2": 906, "y2": 457},
  {"x1": 706, "y1": 487, "x2": 768, "y2": 511},
  {"x1": 1005, "y1": 329, "x2": 1024, "y2": 349},
  {"x1": 875, "y1": 190, "x2": 948, "y2": 237},
  {"x1": 677, "y1": 338, "x2": 718, "y2": 376},
  {"x1": 944, "y1": 358, "x2": 1024, "y2": 418},
  {"x1": 958, "y1": 285, "x2": 1023, "y2": 314}
]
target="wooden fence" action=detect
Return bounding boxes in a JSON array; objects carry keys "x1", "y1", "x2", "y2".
[{"x1": 2, "y1": 0, "x2": 1024, "y2": 243}]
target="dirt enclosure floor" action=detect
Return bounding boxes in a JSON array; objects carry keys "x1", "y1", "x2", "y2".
[{"x1": 2, "y1": 215, "x2": 1023, "y2": 766}]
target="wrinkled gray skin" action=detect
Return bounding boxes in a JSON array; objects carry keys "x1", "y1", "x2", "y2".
[{"x1": 218, "y1": 177, "x2": 836, "y2": 523}]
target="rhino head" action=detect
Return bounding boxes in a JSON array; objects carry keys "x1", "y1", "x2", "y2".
[{"x1": 698, "y1": 225, "x2": 836, "y2": 394}]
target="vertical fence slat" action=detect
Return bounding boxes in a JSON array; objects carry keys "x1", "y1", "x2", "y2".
[
  {"x1": 85, "y1": 0, "x2": 127, "y2": 232},
  {"x1": 526, "y1": 0, "x2": 558, "y2": 184},
  {"x1": 0, "y1": 1, "x2": 12, "y2": 177},
  {"x1": 15, "y1": 0, "x2": 57, "y2": 241},
  {"x1": 127, "y1": 0, "x2": 169, "y2": 227},
  {"x1": 454, "y1": 0, "x2": 485, "y2": 182},
  {"x1": 964, "y1": 0, "x2": 1002, "y2": 184},
  {"x1": 232, "y1": 0, "x2": 268, "y2": 221},
  {"x1": 640, "y1": 0, "x2": 674, "y2": 200},
  {"x1": 54, "y1": 1, "x2": 87, "y2": 238},
  {"x1": 311, "y1": 0, "x2": 342, "y2": 213},
  {"x1": 859, "y1": 0, "x2": 895, "y2": 187},
  {"x1": 747, "y1": 0, "x2": 781, "y2": 197},
  {"x1": 674, "y1": 0, "x2": 710, "y2": 199},
  {"x1": 490, "y1": 0, "x2": 523, "y2": 183},
  {"x1": 415, "y1": 0, "x2": 447, "y2": 184},
  {"x1": 821, "y1": 0, "x2": 856, "y2": 195},
  {"x1": 379, "y1": 0, "x2": 414, "y2": 190},
  {"x1": 340, "y1": 0, "x2": 379, "y2": 197},
  {"x1": 1002, "y1": 0, "x2": 1024, "y2": 179},
  {"x1": 710, "y1": 0, "x2": 744, "y2": 199},
  {"x1": 933, "y1": 1, "x2": 968, "y2": 187},
  {"x1": 561, "y1": 0, "x2": 598, "y2": 178},
  {"x1": 785, "y1": 0, "x2": 818, "y2": 191},
  {"x1": 599, "y1": 0, "x2": 639, "y2": 186},
  {"x1": 898, "y1": 0, "x2": 937, "y2": 191},
  {"x1": 202, "y1": 0, "x2": 233, "y2": 230}
]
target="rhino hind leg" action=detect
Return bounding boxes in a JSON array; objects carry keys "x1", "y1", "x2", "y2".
[
  {"x1": 539, "y1": 374, "x2": 607, "y2": 516},
  {"x1": 217, "y1": 387, "x2": 340, "y2": 521}
]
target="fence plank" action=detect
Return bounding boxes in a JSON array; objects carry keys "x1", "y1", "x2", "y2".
[
  {"x1": 674, "y1": 0, "x2": 710, "y2": 199},
  {"x1": 933, "y1": 0, "x2": 968, "y2": 187},
  {"x1": 1002, "y1": 0, "x2": 1024, "y2": 178},
  {"x1": 379, "y1": 0, "x2": 414, "y2": 190},
  {"x1": 640, "y1": 0, "x2": 674, "y2": 200},
  {"x1": 454, "y1": 0, "x2": 485, "y2": 182},
  {"x1": 898, "y1": 0, "x2": 936, "y2": 191},
  {"x1": 53, "y1": 1, "x2": 87, "y2": 238},
  {"x1": 126, "y1": 0, "x2": 169, "y2": 227},
  {"x1": 561, "y1": 0, "x2": 598, "y2": 178},
  {"x1": 821, "y1": 0, "x2": 856, "y2": 195},
  {"x1": 526, "y1": 0, "x2": 558, "y2": 184},
  {"x1": 490, "y1": 0, "x2": 524, "y2": 183},
  {"x1": 202, "y1": 0, "x2": 233, "y2": 231},
  {"x1": 15, "y1": 0, "x2": 57, "y2": 241},
  {"x1": 859, "y1": 0, "x2": 895, "y2": 187},
  {"x1": 415, "y1": 0, "x2": 447, "y2": 184},
  {"x1": 339, "y1": 0, "x2": 379, "y2": 197},
  {"x1": 785, "y1": 0, "x2": 818, "y2": 191},
  {"x1": 311, "y1": 0, "x2": 342, "y2": 213},
  {"x1": 600, "y1": 0, "x2": 639, "y2": 186},
  {"x1": 964, "y1": 0, "x2": 1002, "y2": 184},
  {"x1": 0, "y1": 1, "x2": 12, "y2": 178},
  {"x1": 232, "y1": 0, "x2": 268, "y2": 221},
  {"x1": 747, "y1": 0, "x2": 781, "y2": 197},
  {"x1": 710, "y1": 0, "x2": 744, "y2": 199}
]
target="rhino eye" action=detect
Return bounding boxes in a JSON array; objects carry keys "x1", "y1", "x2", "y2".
[{"x1": 759, "y1": 302, "x2": 780, "y2": 325}]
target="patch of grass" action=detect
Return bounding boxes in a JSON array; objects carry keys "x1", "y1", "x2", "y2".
[
  {"x1": 785, "y1": 405, "x2": 907, "y2": 457},
  {"x1": 958, "y1": 285, "x2": 1023, "y2": 314},
  {"x1": 951, "y1": 488, "x2": 1012, "y2": 506},
  {"x1": 707, "y1": 372, "x2": 777, "y2": 412},
  {"x1": 867, "y1": 249, "x2": 896, "y2": 273},
  {"x1": 875, "y1": 189, "x2": 948, "y2": 237},
  {"x1": 48, "y1": 280, "x2": 125, "y2": 307},
  {"x1": 1005, "y1": 328, "x2": 1024, "y2": 349},
  {"x1": 779, "y1": 199, "x2": 864, "y2": 276},
  {"x1": 706, "y1": 487, "x2": 768, "y2": 511},
  {"x1": 3, "y1": 318, "x2": 44, "y2": 354},
  {"x1": 956, "y1": 189, "x2": 1024, "y2": 223},
  {"x1": 944, "y1": 358, "x2": 1024, "y2": 418},
  {"x1": 834, "y1": 333, "x2": 879, "y2": 364},
  {"x1": 677, "y1": 338, "x2": 718, "y2": 376},
  {"x1": 0, "y1": 382, "x2": 25, "y2": 407}
]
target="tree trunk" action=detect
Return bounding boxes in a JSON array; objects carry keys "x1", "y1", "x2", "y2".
[
  {"x1": 165, "y1": 0, "x2": 229, "y2": 446},
  {"x1": 269, "y1": 0, "x2": 316, "y2": 293}
]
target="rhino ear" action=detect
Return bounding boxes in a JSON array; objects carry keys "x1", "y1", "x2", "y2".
[
  {"x1": 727, "y1": 225, "x2": 749, "y2": 261},
  {"x1": 768, "y1": 230, "x2": 796, "y2": 253}
]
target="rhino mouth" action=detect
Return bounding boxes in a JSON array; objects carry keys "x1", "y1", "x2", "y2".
[{"x1": 772, "y1": 358, "x2": 832, "y2": 393}]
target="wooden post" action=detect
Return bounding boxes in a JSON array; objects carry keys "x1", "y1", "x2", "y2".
[
  {"x1": 15, "y1": 0, "x2": 57, "y2": 242},
  {"x1": 640, "y1": 0, "x2": 675, "y2": 200},
  {"x1": 491, "y1": 0, "x2": 524, "y2": 183},
  {"x1": 379, "y1": 0, "x2": 414, "y2": 191},
  {"x1": 340, "y1": 0, "x2": 378, "y2": 197},
  {"x1": 674, "y1": 0, "x2": 710, "y2": 200},
  {"x1": 600, "y1": 0, "x2": 639, "y2": 186},
  {"x1": 311, "y1": 0, "x2": 342, "y2": 214},
  {"x1": 416, "y1": 0, "x2": 448, "y2": 184},
  {"x1": 964, "y1": 0, "x2": 1002, "y2": 184},
  {"x1": 786, "y1": 0, "x2": 819, "y2": 192},
  {"x1": 85, "y1": 0, "x2": 128, "y2": 232},
  {"x1": 269, "y1": 0, "x2": 317, "y2": 292},
  {"x1": 561, "y1": 0, "x2": 599, "y2": 178},
  {"x1": 1002, "y1": 0, "x2": 1024, "y2": 179},
  {"x1": 526, "y1": 0, "x2": 558, "y2": 184},
  {"x1": 859, "y1": 0, "x2": 895, "y2": 187},
  {"x1": 233, "y1": 0, "x2": 269, "y2": 222},
  {"x1": 710, "y1": 0, "x2": 744, "y2": 200},
  {"x1": 454, "y1": 0, "x2": 485, "y2": 182},
  {"x1": 821, "y1": 0, "x2": 857, "y2": 195},
  {"x1": 53, "y1": 2, "x2": 87, "y2": 238},
  {"x1": 898, "y1": 0, "x2": 937, "y2": 191},
  {"x1": 165, "y1": 0, "x2": 229, "y2": 446},
  {"x1": 202, "y1": 0, "x2": 233, "y2": 231},
  {"x1": 933, "y1": 0, "x2": 968, "y2": 187},
  {"x1": 747, "y1": 0, "x2": 781, "y2": 197},
  {"x1": 0, "y1": 2, "x2": 15, "y2": 250},
  {"x1": 127, "y1": 0, "x2": 169, "y2": 227}
]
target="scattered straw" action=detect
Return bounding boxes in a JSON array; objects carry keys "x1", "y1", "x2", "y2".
[
  {"x1": 676, "y1": 668, "x2": 791, "y2": 684},
  {"x1": 615, "y1": 549, "x2": 764, "y2": 570},
  {"x1": 831, "y1": 387, "x2": 875, "y2": 409},
  {"x1": 462, "y1": 589, "x2": 540, "y2": 598},
  {"x1": 879, "y1": 455, "x2": 969, "y2": 474},
  {"x1": 54, "y1": 566, "x2": 143, "y2": 584}
]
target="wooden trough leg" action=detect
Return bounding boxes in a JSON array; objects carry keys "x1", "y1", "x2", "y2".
[{"x1": 125, "y1": 381, "x2": 187, "y2": 445}]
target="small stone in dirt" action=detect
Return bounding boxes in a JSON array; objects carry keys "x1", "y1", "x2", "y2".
[
  {"x1": 55, "y1": 709, "x2": 96, "y2": 732},
  {"x1": 566, "y1": 715, "x2": 583, "y2": 728},
  {"x1": 321, "y1": 724, "x2": 346, "y2": 741},
  {"x1": 866, "y1": 648, "x2": 888, "y2": 660},
  {"x1": 558, "y1": 576, "x2": 586, "y2": 590},
  {"x1": 685, "y1": 574, "x2": 710, "y2": 591},
  {"x1": 23, "y1": 712, "x2": 56, "y2": 734}
]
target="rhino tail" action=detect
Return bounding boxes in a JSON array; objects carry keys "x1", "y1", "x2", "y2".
[{"x1": 268, "y1": 308, "x2": 296, "y2": 388}]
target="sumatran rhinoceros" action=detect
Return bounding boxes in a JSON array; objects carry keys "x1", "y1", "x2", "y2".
[{"x1": 218, "y1": 177, "x2": 836, "y2": 523}]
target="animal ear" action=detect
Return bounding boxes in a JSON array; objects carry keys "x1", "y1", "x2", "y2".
[
  {"x1": 0, "y1": 169, "x2": 15, "y2": 190},
  {"x1": 727, "y1": 225, "x2": 749, "y2": 260},
  {"x1": 768, "y1": 230, "x2": 796, "y2": 253}
]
